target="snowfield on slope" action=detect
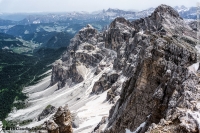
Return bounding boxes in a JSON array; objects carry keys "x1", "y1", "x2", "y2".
[{"x1": 6, "y1": 65, "x2": 114, "y2": 133}]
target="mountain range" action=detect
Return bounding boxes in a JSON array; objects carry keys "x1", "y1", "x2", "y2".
[
  {"x1": 0, "y1": 4, "x2": 199, "y2": 133},
  {"x1": 0, "y1": 5, "x2": 197, "y2": 25},
  {"x1": 1, "y1": 4, "x2": 199, "y2": 133}
]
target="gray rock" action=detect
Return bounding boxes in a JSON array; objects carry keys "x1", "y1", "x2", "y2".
[
  {"x1": 92, "y1": 73, "x2": 119, "y2": 94},
  {"x1": 46, "y1": 120, "x2": 59, "y2": 133},
  {"x1": 188, "y1": 21, "x2": 197, "y2": 31},
  {"x1": 46, "y1": 105, "x2": 73, "y2": 133},
  {"x1": 71, "y1": 113, "x2": 80, "y2": 128},
  {"x1": 38, "y1": 105, "x2": 56, "y2": 121}
]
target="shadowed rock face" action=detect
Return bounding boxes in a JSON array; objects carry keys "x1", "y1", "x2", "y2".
[
  {"x1": 188, "y1": 21, "x2": 197, "y2": 31},
  {"x1": 38, "y1": 105, "x2": 56, "y2": 121},
  {"x1": 51, "y1": 60, "x2": 84, "y2": 89},
  {"x1": 104, "y1": 17, "x2": 135, "y2": 53},
  {"x1": 92, "y1": 73, "x2": 119, "y2": 94}
]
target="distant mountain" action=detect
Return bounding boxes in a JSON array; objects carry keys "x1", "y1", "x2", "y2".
[
  {"x1": 174, "y1": 5, "x2": 188, "y2": 12},
  {"x1": 0, "y1": 5, "x2": 197, "y2": 53},
  {"x1": 0, "y1": 18, "x2": 16, "y2": 26},
  {"x1": 135, "y1": 5, "x2": 197, "y2": 20},
  {"x1": 4, "y1": 21, "x2": 106, "y2": 50},
  {"x1": 0, "y1": 13, "x2": 40, "y2": 21},
  {"x1": 0, "y1": 5, "x2": 196, "y2": 27},
  {"x1": 7, "y1": 6, "x2": 194, "y2": 26},
  {"x1": 0, "y1": 5, "x2": 196, "y2": 54},
  {"x1": 174, "y1": 6, "x2": 196, "y2": 19},
  {"x1": 135, "y1": 7, "x2": 155, "y2": 18}
]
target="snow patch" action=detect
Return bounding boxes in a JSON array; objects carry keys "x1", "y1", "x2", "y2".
[
  {"x1": 126, "y1": 129, "x2": 134, "y2": 133},
  {"x1": 189, "y1": 111, "x2": 200, "y2": 131},
  {"x1": 125, "y1": 121, "x2": 146, "y2": 133},
  {"x1": 0, "y1": 121, "x2": 2, "y2": 132},
  {"x1": 188, "y1": 62, "x2": 199, "y2": 73},
  {"x1": 33, "y1": 20, "x2": 40, "y2": 24},
  {"x1": 24, "y1": 30, "x2": 29, "y2": 34},
  {"x1": 7, "y1": 66, "x2": 113, "y2": 133}
]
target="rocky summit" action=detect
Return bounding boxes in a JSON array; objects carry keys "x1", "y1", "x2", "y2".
[{"x1": 49, "y1": 4, "x2": 199, "y2": 133}]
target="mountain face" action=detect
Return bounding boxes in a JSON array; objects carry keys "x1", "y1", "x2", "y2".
[
  {"x1": 47, "y1": 4, "x2": 198, "y2": 133},
  {"x1": 0, "y1": 18, "x2": 16, "y2": 26},
  {"x1": 4, "y1": 4, "x2": 199, "y2": 133},
  {"x1": 188, "y1": 21, "x2": 197, "y2": 31},
  {"x1": 94, "y1": 5, "x2": 198, "y2": 133}
]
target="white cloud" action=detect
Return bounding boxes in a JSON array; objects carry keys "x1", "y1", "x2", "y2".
[{"x1": 0, "y1": 0, "x2": 197, "y2": 13}]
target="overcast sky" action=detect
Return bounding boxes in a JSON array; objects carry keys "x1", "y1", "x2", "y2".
[{"x1": 0, "y1": 0, "x2": 198, "y2": 13}]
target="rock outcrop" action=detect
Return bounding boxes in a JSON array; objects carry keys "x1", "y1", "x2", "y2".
[
  {"x1": 38, "y1": 105, "x2": 56, "y2": 121},
  {"x1": 51, "y1": 59, "x2": 84, "y2": 89},
  {"x1": 46, "y1": 120, "x2": 59, "y2": 133},
  {"x1": 188, "y1": 21, "x2": 197, "y2": 31},
  {"x1": 92, "y1": 73, "x2": 119, "y2": 94},
  {"x1": 46, "y1": 105, "x2": 73, "y2": 133}
]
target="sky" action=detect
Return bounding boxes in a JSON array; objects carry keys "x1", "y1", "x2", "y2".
[{"x1": 0, "y1": 0, "x2": 198, "y2": 13}]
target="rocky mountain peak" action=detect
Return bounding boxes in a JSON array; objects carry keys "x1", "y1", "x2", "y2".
[
  {"x1": 107, "y1": 8, "x2": 117, "y2": 12},
  {"x1": 79, "y1": 24, "x2": 96, "y2": 33},
  {"x1": 180, "y1": 5, "x2": 187, "y2": 9},
  {"x1": 132, "y1": 4, "x2": 195, "y2": 38},
  {"x1": 86, "y1": 24, "x2": 94, "y2": 29},
  {"x1": 152, "y1": 4, "x2": 181, "y2": 19},
  {"x1": 109, "y1": 17, "x2": 133, "y2": 29}
]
